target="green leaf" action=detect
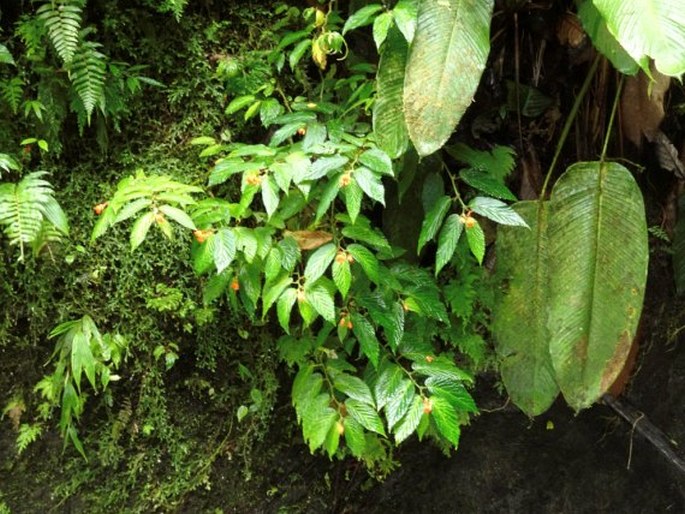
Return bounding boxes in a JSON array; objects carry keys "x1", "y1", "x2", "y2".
[
  {"x1": 302, "y1": 122, "x2": 327, "y2": 152},
  {"x1": 289, "y1": 38, "x2": 312, "y2": 70},
  {"x1": 324, "y1": 419, "x2": 341, "y2": 458},
  {"x1": 41, "y1": 196, "x2": 69, "y2": 235},
  {"x1": 213, "y1": 228, "x2": 236, "y2": 274},
  {"x1": 392, "y1": 0, "x2": 419, "y2": 42},
  {"x1": 460, "y1": 169, "x2": 517, "y2": 201},
  {"x1": 493, "y1": 201, "x2": 559, "y2": 416},
  {"x1": 226, "y1": 95, "x2": 256, "y2": 115},
  {"x1": 412, "y1": 358, "x2": 473, "y2": 384},
  {"x1": 262, "y1": 273, "x2": 293, "y2": 318},
  {"x1": 385, "y1": 379, "x2": 415, "y2": 430},
  {"x1": 374, "y1": 362, "x2": 404, "y2": 410},
  {"x1": 0, "y1": 44, "x2": 15, "y2": 65},
  {"x1": 354, "y1": 167, "x2": 385, "y2": 205},
  {"x1": 373, "y1": 12, "x2": 394, "y2": 49},
  {"x1": 343, "y1": 417, "x2": 366, "y2": 457},
  {"x1": 159, "y1": 205, "x2": 196, "y2": 230},
  {"x1": 592, "y1": 0, "x2": 685, "y2": 77},
  {"x1": 304, "y1": 243, "x2": 337, "y2": 284},
  {"x1": 350, "y1": 312, "x2": 380, "y2": 367},
  {"x1": 343, "y1": 4, "x2": 384, "y2": 34},
  {"x1": 277, "y1": 288, "x2": 298, "y2": 334},
  {"x1": 373, "y1": 24, "x2": 410, "y2": 159},
  {"x1": 342, "y1": 224, "x2": 391, "y2": 253},
  {"x1": 547, "y1": 162, "x2": 648, "y2": 410},
  {"x1": 332, "y1": 257, "x2": 352, "y2": 298},
  {"x1": 447, "y1": 144, "x2": 516, "y2": 183},
  {"x1": 71, "y1": 331, "x2": 96, "y2": 392},
  {"x1": 343, "y1": 180, "x2": 363, "y2": 224},
  {"x1": 302, "y1": 393, "x2": 337, "y2": 453},
  {"x1": 403, "y1": 0, "x2": 494, "y2": 156},
  {"x1": 305, "y1": 280, "x2": 336, "y2": 323},
  {"x1": 360, "y1": 148, "x2": 394, "y2": 177},
  {"x1": 346, "y1": 399, "x2": 385, "y2": 436},
  {"x1": 260, "y1": 98, "x2": 284, "y2": 127},
  {"x1": 431, "y1": 396, "x2": 460, "y2": 447},
  {"x1": 261, "y1": 175, "x2": 280, "y2": 218},
  {"x1": 203, "y1": 271, "x2": 230, "y2": 304},
  {"x1": 346, "y1": 244, "x2": 380, "y2": 284},
  {"x1": 435, "y1": 214, "x2": 463, "y2": 276},
  {"x1": 469, "y1": 197, "x2": 529, "y2": 227},
  {"x1": 315, "y1": 174, "x2": 341, "y2": 222},
  {"x1": 465, "y1": 221, "x2": 485, "y2": 265},
  {"x1": 417, "y1": 195, "x2": 452, "y2": 253},
  {"x1": 305, "y1": 155, "x2": 349, "y2": 181},
  {"x1": 130, "y1": 211, "x2": 155, "y2": 249},
  {"x1": 426, "y1": 376, "x2": 477, "y2": 414},
  {"x1": 578, "y1": 1, "x2": 639, "y2": 75},
  {"x1": 334, "y1": 374, "x2": 375, "y2": 407},
  {"x1": 393, "y1": 395, "x2": 423, "y2": 444}
]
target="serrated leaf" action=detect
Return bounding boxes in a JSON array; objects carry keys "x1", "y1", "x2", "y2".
[
  {"x1": 360, "y1": 148, "x2": 394, "y2": 176},
  {"x1": 341, "y1": 224, "x2": 391, "y2": 252},
  {"x1": 343, "y1": 180, "x2": 363, "y2": 223},
  {"x1": 261, "y1": 175, "x2": 280, "y2": 218},
  {"x1": 417, "y1": 195, "x2": 452, "y2": 253},
  {"x1": 159, "y1": 205, "x2": 196, "y2": 230},
  {"x1": 304, "y1": 243, "x2": 337, "y2": 284},
  {"x1": 350, "y1": 312, "x2": 380, "y2": 367},
  {"x1": 393, "y1": 395, "x2": 423, "y2": 444},
  {"x1": 469, "y1": 197, "x2": 529, "y2": 227},
  {"x1": 260, "y1": 98, "x2": 284, "y2": 127},
  {"x1": 213, "y1": 228, "x2": 236, "y2": 273},
  {"x1": 302, "y1": 122, "x2": 327, "y2": 152},
  {"x1": 426, "y1": 376, "x2": 477, "y2": 414},
  {"x1": 374, "y1": 362, "x2": 404, "y2": 410},
  {"x1": 346, "y1": 399, "x2": 385, "y2": 436},
  {"x1": 226, "y1": 95, "x2": 255, "y2": 115},
  {"x1": 354, "y1": 167, "x2": 385, "y2": 205},
  {"x1": 373, "y1": 24, "x2": 410, "y2": 159},
  {"x1": 343, "y1": 4, "x2": 384, "y2": 34},
  {"x1": 324, "y1": 419, "x2": 342, "y2": 458},
  {"x1": 465, "y1": 221, "x2": 485, "y2": 264},
  {"x1": 302, "y1": 393, "x2": 337, "y2": 452},
  {"x1": 460, "y1": 169, "x2": 517, "y2": 201},
  {"x1": 385, "y1": 379, "x2": 415, "y2": 430},
  {"x1": 305, "y1": 280, "x2": 336, "y2": 323},
  {"x1": 305, "y1": 155, "x2": 349, "y2": 181},
  {"x1": 0, "y1": 44, "x2": 14, "y2": 65},
  {"x1": 334, "y1": 374, "x2": 375, "y2": 407},
  {"x1": 346, "y1": 244, "x2": 380, "y2": 284},
  {"x1": 277, "y1": 288, "x2": 298, "y2": 334},
  {"x1": 332, "y1": 258, "x2": 352, "y2": 298},
  {"x1": 435, "y1": 214, "x2": 463, "y2": 276},
  {"x1": 315, "y1": 175, "x2": 341, "y2": 222},
  {"x1": 130, "y1": 211, "x2": 155, "y2": 249},
  {"x1": 343, "y1": 417, "x2": 366, "y2": 457},
  {"x1": 431, "y1": 396, "x2": 460, "y2": 447},
  {"x1": 403, "y1": 0, "x2": 494, "y2": 156},
  {"x1": 203, "y1": 271, "x2": 230, "y2": 304},
  {"x1": 262, "y1": 273, "x2": 293, "y2": 318},
  {"x1": 289, "y1": 38, "x2": 312, "y2": 70},
  {"x1": 412, "y1": 358, "x2": 473, "y2": 384}
]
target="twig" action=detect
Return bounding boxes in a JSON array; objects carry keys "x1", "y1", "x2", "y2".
[{"x1": 602, "y1": 394, "x2": 685, "y2": 475}]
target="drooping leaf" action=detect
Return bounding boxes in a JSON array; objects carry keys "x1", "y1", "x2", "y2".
[
  {"x1": 344, "y1": 417, "x2": 366, "y2": 457},
  {"x1": 403, "y1": 0, "x2": 494, "y2": 156},
  {"x1": 305, "y1": 279, "x2": 336, "y2": 323},
  {"x1": 393, "y1": 395, "x2": 423, "y2": 444},
  {"x1": 373, "y1": 24, "x2": 410, "y2": 159},
  {"x1": 354, "y1": 167, "x2": 385, "y2": 205},
  {"x1": 213, "y1": 228, "x2": 236, "y2": 273},
  {"x1": 392, "y1": 0, "x2": 419, "y2": 43},
  {"x1": 346, "y1": 399, "x2": 385, "y2": 436},
  {"x1": 332, "y1": 257, "x2": 352, "y2": 298},
  {"x1": 547, "y1": 162, "x2": 648, "y2": 411},
  {"x1": 591, "y1": 0, "x2": 685, "y2": 77},
  {"x1": 465, "y1": 221, "x2": 485, "y2": 265},
  {"x1": 384, "y1": 378, "x2": 415, "y2": 430},
  {"x1": 277, "y1": 288, "x2": 298, "y2": 334},
  {"x1": 304, "y1": 243, "x2": 337, "y2": 284},
  {"x1": 130, "y1": 211, "x2": 155, "y2": 249},
  {"x1": 435, "y1": 214, "x2": 463, "y2": 276},
  {"x1": 334, "y1": 374, "x2": 375, "y2": 407},
  {"x1": 262, "y1": 273, "x2": 293, "y2": 318},
  {"x1": 347, "y1": 244, "x2": 380, "y2": 284},
  {"x1": 493, "y1": 201, "x2": 559, "y2": 416},
  {"x1": 417, "y1": 195, "x2": 452, "y2": 253},
  {"x1": 431, "y1": 396, "x2": 460, "y2": 447},
  {"x1": 351, "y1": 312, "x2": 380, "y2": 367},
  {"x1": 373, "y1": 11, "x2": 394, "y2": 49},
  {"x1": 469, "y1": 197, "x2": 529, "y2": 227}
]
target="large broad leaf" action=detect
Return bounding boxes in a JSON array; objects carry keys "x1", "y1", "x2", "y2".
[
  {"x1": 547, "y1": 162, "x2": 648, "y2": 411},
  {"x1": 578, "y1": 1, "x2": 638, "y2": 75},
  {"x1": 493, "y1": 201, "x2": 559, "y2": 416},
  {"x1": 402, "y1": 0, "x2": 493, "y2": 156},
  {"x1": 592, "y1": 0, "x2": 685, "y2": 77},
  {"x1": 373, "y1": 23, "x2": 409, "y2": 158}
]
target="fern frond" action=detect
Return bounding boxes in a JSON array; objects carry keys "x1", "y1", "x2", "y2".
[
  {"x1": 17, "y1": 423, "x2": 42, "y2": 454},
  {"x1": 69, "y1": 40, "x2": 107, "y2": 122},
  {"x1": 158, "y1": 0, "x2": 188, "y2": 21},
  {"x1": 0, "y1": 172, "x2": 69, "y2": 261},
  {"x1": 37, "y1": 0, "x2": 83, "y2": 64},
  {"x1": 446, "y1": 143, "x2": 516, "y2": 183},
  {"x1": 1, "y1": 76, "x2": 24, "y2": 113}
]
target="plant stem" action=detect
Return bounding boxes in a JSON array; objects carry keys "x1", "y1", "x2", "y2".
[
  {"x1": 540, "y1": 53, "x2": 601, "y2": 199},
  {"x1": 600, "y1": 75, "x2": 624, "y2": 163}
]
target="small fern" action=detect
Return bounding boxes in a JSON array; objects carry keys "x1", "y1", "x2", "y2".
[
  {"x1": 446, "y1": 143, "x2": 517, "y2": 183},
  {"x1": 1, "y1": 76, "x2": 24, "y2": 113},
  {"x1": 0, "y1": 153, "x2": 21, "y2": 176},
  {"x1": 69, "y1": 39, "x2": 107, "y2": 122},
  {"x1": 17, "y1": 423, "x2": 42, "y2": 454},
  {"x1": 37, "y1": 0, "x2": 83, "y2": 65},
  {"x1": 157, "y1": 0, "x2": 189, "y2": 21},
  {"x1": 0, "y1": 172, "x2": 69, "y2": 260}
]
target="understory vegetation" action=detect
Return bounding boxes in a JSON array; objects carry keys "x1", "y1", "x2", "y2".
[{"x1": 1, "y1": 0, "x2": 684, "y2": 512}]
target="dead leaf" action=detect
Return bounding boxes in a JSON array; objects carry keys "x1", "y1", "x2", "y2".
[
  {"x1": 285, "y1": 230, "x2": 333, "y2": 250},
  {"x1": 654, "y1": 131, "x2": 685, "y2": 179},
  {"x1": 620, "y1": 66, "x2": 671, "y2": 148}
]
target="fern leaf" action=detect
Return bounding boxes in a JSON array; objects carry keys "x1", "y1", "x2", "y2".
[
  {"x1": 0, "y1": 172, "x2": 68, "y2": 260},
  {"x1": 69, "y1": 40, "x2": 107, "y2": 122},
  {"x1": 17, "y1": 423, "x2": 43, "y2": 454},
  {"x1": 1, "y1": 77, "x2": 24, "y2": 113},
  {"x1": 37, "y1": 0, "x2": 83, "y2": 64}
]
